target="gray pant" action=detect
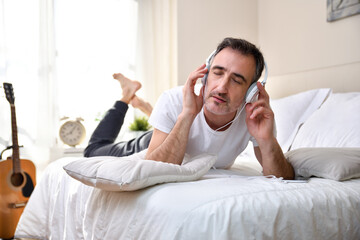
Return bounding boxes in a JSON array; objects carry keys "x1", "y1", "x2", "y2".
[{"x1": 84, "y1": 101, "x2": 153, "y2": 157}]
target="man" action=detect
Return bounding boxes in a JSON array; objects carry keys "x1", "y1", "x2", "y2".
[{"x1": 85, "y1": 37, "x2": 294, "y2": 179}]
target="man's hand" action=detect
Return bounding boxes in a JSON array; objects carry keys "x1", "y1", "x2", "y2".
[
  {"x1": 245, "y1": 82, "x2": 294, "y2": 179},
  {"x1": 145, "y1": 64, "x2": 207, "y2": 165},
  {"x1": 245, "y1": 82, "x2": 274, "y2": 143},
  {"x1": 182, "y1": 64, "x2": 207, "y2": 118}
]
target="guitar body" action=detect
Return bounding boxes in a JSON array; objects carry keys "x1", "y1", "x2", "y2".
[{"x1": 0, "y1": 158, "x2": 36, "y2": 239}]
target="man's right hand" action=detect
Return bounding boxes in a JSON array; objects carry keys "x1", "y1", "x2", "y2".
[{"x1": 145, "y1": 64, "x2": 208, "y2": 165}]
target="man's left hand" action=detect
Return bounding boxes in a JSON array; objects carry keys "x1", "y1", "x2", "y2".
[{"x1": 245, "y1": 82, "x2": 275, "y2": 144}]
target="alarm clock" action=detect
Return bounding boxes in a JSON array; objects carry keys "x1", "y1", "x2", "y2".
[{"x1": 59, "y1": 117, "x2": 86, "y2": 147}]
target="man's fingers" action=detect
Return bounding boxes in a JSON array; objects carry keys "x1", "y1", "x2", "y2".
[
  {"x1": 187, "y1": 64, "x2": 208, "y2": 87},
  {"x1": 196, "y1": 63, "x2": 207, "y2": 71},
  {"x1": 246, "y1": 99, "x2": 268, "y2": 112},
  {"x1": 246, "y1": 99, "x2": 273, "y2": 120},
  {"x1": 257, "y1": 82, "x2": 269, "y2": 101},
  {"x1": 249, "y1": 106, "x2": 264, "y2": 119}
]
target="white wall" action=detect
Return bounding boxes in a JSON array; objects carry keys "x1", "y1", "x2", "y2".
[
  {"x1": 258, "y1": 0, "x2": 360, "y2": 98},
  {"x1": 176, "y1": 0, "x2": 360, "y2": 98},
  {"x1": 176, "y1": 0, "x2": 258, "y2": 85}
]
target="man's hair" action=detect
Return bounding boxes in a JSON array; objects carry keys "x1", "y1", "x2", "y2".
[{"x1": 214, "y1": 37, "x2": 265, "y2": 83}]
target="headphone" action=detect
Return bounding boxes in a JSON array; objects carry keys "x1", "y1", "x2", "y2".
[{"x1": 201, "y1": 50, "x2": 268, "y2": 103}]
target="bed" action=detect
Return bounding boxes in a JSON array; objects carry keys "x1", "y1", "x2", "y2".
[{"x1": 15, "y1": 88, "x2": 360, "y2": 239}]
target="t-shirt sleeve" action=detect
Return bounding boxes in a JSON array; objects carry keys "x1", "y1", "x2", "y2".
[{"x1": 148, "y1": 88, "x2": 183, "y2": 134}]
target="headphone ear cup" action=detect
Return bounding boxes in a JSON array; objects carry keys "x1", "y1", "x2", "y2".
[{"x1": 245, "y1": 82, "x2": 259, "y2": 103}]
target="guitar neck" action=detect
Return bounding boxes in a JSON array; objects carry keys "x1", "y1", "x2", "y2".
[{"x1": 10, "y1": 104, "x2": 21, "y2": 174}]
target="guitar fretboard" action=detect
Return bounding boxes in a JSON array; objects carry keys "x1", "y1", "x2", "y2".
[{"x1": 10, "y1": 104, "x2": 21, "y2": 174}]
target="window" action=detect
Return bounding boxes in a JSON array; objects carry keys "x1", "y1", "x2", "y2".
[
  {"x1": 55, "y1": 0, "x2": 138, "y2": 142},
  {"x1": 0, "y1": 0, "x2": 139, "y2": 164}
]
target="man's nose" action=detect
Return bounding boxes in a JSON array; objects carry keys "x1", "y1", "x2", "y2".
[{"x1": 216, "y1": 76, "x2": 230, "y2": 92}]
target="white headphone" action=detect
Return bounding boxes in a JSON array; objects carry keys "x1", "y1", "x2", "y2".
[{"x1": 201, "y1": 50, "x2": 268, "y2": 103}]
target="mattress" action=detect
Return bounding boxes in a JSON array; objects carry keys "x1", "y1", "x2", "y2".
[{"x1": 15, "y1": 157, "x2": 360, "y2": 240}]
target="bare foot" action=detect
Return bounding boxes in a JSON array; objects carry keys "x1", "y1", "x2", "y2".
[
  {"x1": 131, "y1": 96, "x2": 153, "y2": 117},
  {"x1": 113, "y1": 73, "x2": 142, "y2": 104}
]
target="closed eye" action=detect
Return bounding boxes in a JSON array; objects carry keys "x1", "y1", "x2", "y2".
[
  {"x1": 211, "y1": 66, "x2": 225, "y2": 76},
  {"x1": 233, "y1": 73, "x2": 247, "y2": 84},
  {"x1": 212, "y1": 70, "x2": 223, "y2": 76},
  {"x1": 232, "y1": 78, "x2": 242, "y2": 84}
]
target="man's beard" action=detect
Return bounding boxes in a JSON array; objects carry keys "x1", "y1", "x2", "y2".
[{"x1": 204, "y1": 91, "x2": 240, "y2": 116}]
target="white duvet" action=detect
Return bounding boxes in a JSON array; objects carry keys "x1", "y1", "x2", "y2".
[{"x1": 15, "y1": 157, "x2": 360, "y2": 240}]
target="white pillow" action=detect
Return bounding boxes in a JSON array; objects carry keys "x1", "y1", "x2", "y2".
[
  {"x1": 285, "y1": 147, "x2": 360, "y2": 181},
  {"x1": 270, "y1": 88, "x2": 331, "y2": 152},
  {"x1": 63, "y1": 150, "x2": 216, "y2": 191},
  {"x1": 291, "y1": 92, "x2": 360, "y2": 149}
]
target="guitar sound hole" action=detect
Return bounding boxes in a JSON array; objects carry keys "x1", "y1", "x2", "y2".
[{"x1": 11, "y1": 172, "x2": 24, "y2": 187}]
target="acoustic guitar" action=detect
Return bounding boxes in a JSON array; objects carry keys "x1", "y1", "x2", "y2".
[{"x1": 0, "y1": 83, "x2": 36, "y2": 239}]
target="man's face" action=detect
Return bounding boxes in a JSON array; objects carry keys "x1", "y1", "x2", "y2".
[{"x1": 203, "y1": 47, "x2": 256, "y2": 116}]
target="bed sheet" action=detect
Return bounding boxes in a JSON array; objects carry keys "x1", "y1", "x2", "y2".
[{"x1": 15, "y1": 157, "x2": 360, "y2": 240}]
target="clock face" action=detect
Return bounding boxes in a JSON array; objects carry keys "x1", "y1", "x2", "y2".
[{"x1": 59, "y1": 120, "x2": 86, "y2": 147}]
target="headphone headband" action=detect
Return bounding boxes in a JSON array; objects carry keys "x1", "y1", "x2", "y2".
[{"x1": 205, "y1": 50, "x2": 216, "y2": 66}]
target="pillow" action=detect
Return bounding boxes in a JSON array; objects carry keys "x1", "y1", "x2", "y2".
[
  {"x1": 285, "y1": 147, "x2": 360, "y2": 181},
  {"x1": 63, "y1": 150, "x2": 216, "y2": 191},
  {"x1": 291, "y1": 92, "x2": 360, "y2": 149},
  {"x1": 270, "y1": 88, "x2": 331, "y2": 152}
]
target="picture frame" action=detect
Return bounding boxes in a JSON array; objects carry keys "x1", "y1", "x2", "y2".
[{"x1": 327, "y1": 0, "x2": 360, "y2": 22}]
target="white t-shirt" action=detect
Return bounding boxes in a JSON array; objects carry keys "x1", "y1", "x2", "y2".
[{"x1": 149, "y1": 86, "x2": 258, "y2": 168}]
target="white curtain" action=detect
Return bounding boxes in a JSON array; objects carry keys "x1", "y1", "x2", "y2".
[
  {"x1": 0, "y1": 0, "x2": 8, "y2": 147},
  {"x1": 0, "y1": 0, "x2": 56, "y2": 174},
  {"x1": 37, "y1": 0, "x2": 58, "y2": 168},
  {"x1": 135, "y1": 0, "x2": 178, "y2": 106}
]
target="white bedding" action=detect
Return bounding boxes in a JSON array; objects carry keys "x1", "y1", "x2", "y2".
[{"x1": 15, "y1": 157, "x2": 360, "y2": 240}]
